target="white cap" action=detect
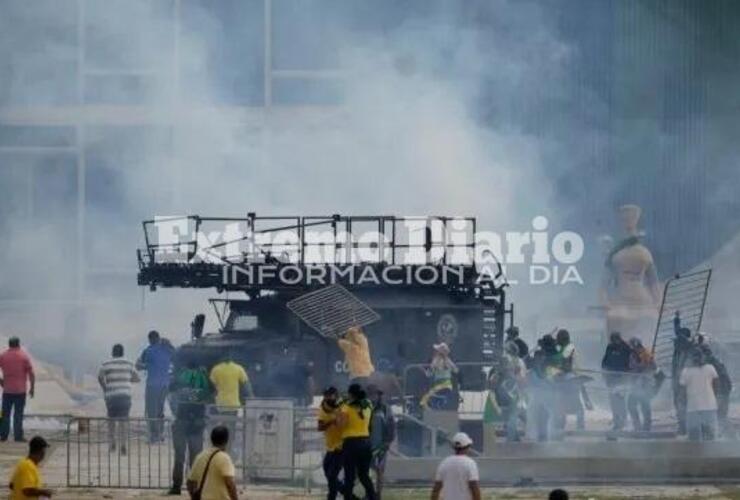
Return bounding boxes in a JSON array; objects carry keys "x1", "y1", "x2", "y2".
[
  {"x1": 451, "y1": 432, "x2": 473, "y2": 449},
  {"x1": 433, "y1": 342, "x2": 451, "y2": 355}
]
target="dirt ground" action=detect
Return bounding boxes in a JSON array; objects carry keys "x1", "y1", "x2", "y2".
[
  {"x1": 3, "y1": 433, "x2": 740, "y2": 499},
  {"x1": 27, "y1": 485, "x2": 740, "y2": 499}
]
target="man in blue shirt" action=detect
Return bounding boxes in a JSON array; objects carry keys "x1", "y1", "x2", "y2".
[{"x1": 137, "y1": 330, "x2": 174, "y2": 443}]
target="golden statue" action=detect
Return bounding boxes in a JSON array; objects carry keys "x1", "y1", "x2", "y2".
[{"x1": 599, "y1": 205, "x2": 661, "y2": 345}]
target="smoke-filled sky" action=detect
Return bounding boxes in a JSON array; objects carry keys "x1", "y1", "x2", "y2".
[{"x1": 1, "y1": 0, "x2": 740, "y2": 370}]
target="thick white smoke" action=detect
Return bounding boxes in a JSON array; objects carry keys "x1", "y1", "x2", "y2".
[{"x1": 0, "y1": 0, "x2": 606, "y2": 375}]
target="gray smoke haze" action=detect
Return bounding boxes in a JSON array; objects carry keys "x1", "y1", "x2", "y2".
[{"x1": 1, "y1": 0, "x2": 739, "y2": 377}]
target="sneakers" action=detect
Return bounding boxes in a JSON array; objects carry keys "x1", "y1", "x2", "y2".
[{"x1": 167, "y1": 487, "x2": 181, "y2": 495}]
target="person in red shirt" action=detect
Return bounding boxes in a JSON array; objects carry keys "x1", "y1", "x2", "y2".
[{"x1": 0, "y1": 337, "x2": 35, "y2": 442}]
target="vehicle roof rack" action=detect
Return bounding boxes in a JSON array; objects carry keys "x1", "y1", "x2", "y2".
[{"x1": 137, "y1": 214, "x2": 482, "y2": 293}]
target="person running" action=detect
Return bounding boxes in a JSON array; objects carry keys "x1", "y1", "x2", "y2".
[
  {"x1": 338, "y1": 383, "x2": 377, "y2": 500},
  {"x1": 187, "y1": 426, "x2": 238, "y2": 500},
  {"x1": 168, "y1": 360, "x2": 211, "y2": 496},
  {"x1": 367, "y1": 384, "x2": 395, "y2": 500},
  {"x1": 98, "y1": 344, "x2": 139, "y2": 454},
  {"x1": 680, "y1": 349, "x2": 719, "y2": 441},
  {"x1": 136, "y1": 330, "x2": 174, "y2": 443},
  {"x1": 431, "y1": 432, "x2": 481, "y2": 500},
  {"x1": 317, "y1": 386, "x2": 343, "y2": 500},
  {"x1": 0, "y1": 337, "x2": 35, "y2": 442},
  {"x1": 338, "y1": 327, "x2": 375, "y2": 385},
  {"x1": 9, "y1": 436, "x2": 53, "y2": 499}
]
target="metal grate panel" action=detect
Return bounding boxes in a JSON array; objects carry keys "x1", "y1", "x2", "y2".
[
  {"x1": 287, "y1": 284, "x2": 380, "y2": 338},
  {"x1": 651, "y1": 269, "x2": 712, "y2": 373}
]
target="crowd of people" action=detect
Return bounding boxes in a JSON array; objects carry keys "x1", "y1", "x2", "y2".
[
  {"x1": 0, "y1": 315, "x2": 734, "y2": 499},
  {"x1": 437, "y1": 319, "x2": 733, "y2": 444},
  {"x1": 0, "y1": 330, "x2": 254, "y2": 499},
  {"x1": 482, "y1": 327, "x2": 591, "y2": 442}
]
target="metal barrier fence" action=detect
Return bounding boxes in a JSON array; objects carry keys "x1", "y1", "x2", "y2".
[
  {"x1": 66, "y1": 417, "x2": 173, "y2": 489},
  {"x1": 64, "y1": 401, "x2": 323, "y2": 490}
]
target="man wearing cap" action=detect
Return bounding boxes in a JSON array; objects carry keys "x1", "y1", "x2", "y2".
[
  {"x1": 431, "y1": 432, "x2": 481, "y2": 500},
  {"x1": 9, "y1": 436, "x2": 53, "y2": 499},
  {"x1": 0, "y1": 337, "x2": 35, "y2": 442}
]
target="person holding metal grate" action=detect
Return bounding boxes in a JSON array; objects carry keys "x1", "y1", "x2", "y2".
[{"x1": 338, "y1": 327, "x2": 375, "y2": 385}]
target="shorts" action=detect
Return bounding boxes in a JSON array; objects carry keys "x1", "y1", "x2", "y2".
[{"x1": 105, "y1": 395, "x2": 132, "y2": 418}]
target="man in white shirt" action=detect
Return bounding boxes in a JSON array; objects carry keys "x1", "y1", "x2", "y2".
[
  {"x1": 679, "y1": 349, "x2": 719, "y2": 441},
  {"x1": 431, "y1": 432, "x2": 481, "y2": 500}
]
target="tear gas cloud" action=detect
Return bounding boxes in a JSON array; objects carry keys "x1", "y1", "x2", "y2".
[{"x1": 1, "y1": 0, "x2": 739, "y2": 374}]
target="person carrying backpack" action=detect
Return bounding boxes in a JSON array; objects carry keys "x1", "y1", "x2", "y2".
[{"x1": 169, "y1": 360, "x2": 211, "y2": 496}]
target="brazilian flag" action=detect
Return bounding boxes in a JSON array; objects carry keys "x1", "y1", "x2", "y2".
[{"x1": 483, "y1": 391, "x2": 503, "y2": 423}]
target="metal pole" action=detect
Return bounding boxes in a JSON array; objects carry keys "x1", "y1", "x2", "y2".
[
  {"x1": 242, "y1": 405, "x2": 248, "y2": 483},
  {"x1": 66, "y1": 419, "x2": 72, "y2": 487},
  {"x1": 138, "y1": 419, "x2": 142, "y2": 488},
  {"x1": 97, "y1": 418, "x2": 101, "y2": 487},
  {"x1": 172, "y1": 0, "x2": 183, "y2": 209},
  {"x1": 85, "y1": 419, "x2": 91, "y2": 486},
  {"x1": 75, "y1": 0, "x2": 87, "y2": 305},
  {"x1": 76, "y1": 420, "x2": 80, "y2": 486},
  {"x1": 651, "y1": 277, "x2": 672, "y2": 356},
  {"x1": 166, "y1": 420, "x2": 172, "y2": 489},
  {"x1": 127, "y1": 418, "x2": 131, "y2": 487},
  {"x1": 431, "y1": 426, "x2": 437, "y2": 457},
  {"x1": 264, "y1": 0, "x2": 273, "y2": 108}
]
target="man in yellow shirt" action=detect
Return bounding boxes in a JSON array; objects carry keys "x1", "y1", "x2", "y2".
[
  {"x1": 209, "y1": 356, "x2": 254, "y2": 408},
  {"x1": 317, "y1": 386, "x2": 343, "y2": 500},
  {"x1": 187, "y1": 426, "x2": 238, "y2": 500},
  {"x1": 338, "y1": 327, "x2": 375, "y2": 384},
  {"x1": 9, "y1": 436, "x2": 54, "y2": 499},
  {"x1": 337, "y1": 383, "x2": 376, "y2": 500}
]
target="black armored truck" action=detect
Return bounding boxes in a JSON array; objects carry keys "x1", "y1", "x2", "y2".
[{"x1": 137, "y1": 214, "x2": 512, "y2": 406}]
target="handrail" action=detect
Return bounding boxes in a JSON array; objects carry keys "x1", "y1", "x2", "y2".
[
  {"x1": 395, "y1": 412, "x2": 482, "y2": 457},
  {"x1": 402, "y1": 361, "x2": 491, "y2": 396},
  {"x1": 402, "y1": 361, "x2": 666, "y2": 402},
  {"x1": 141, "y1": 214, "x2": 478, "y2": 268}
]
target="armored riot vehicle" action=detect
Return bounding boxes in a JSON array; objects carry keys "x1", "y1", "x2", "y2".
[{"x1": 137, "y1": 214, "x2": 512, "y2": 402}]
